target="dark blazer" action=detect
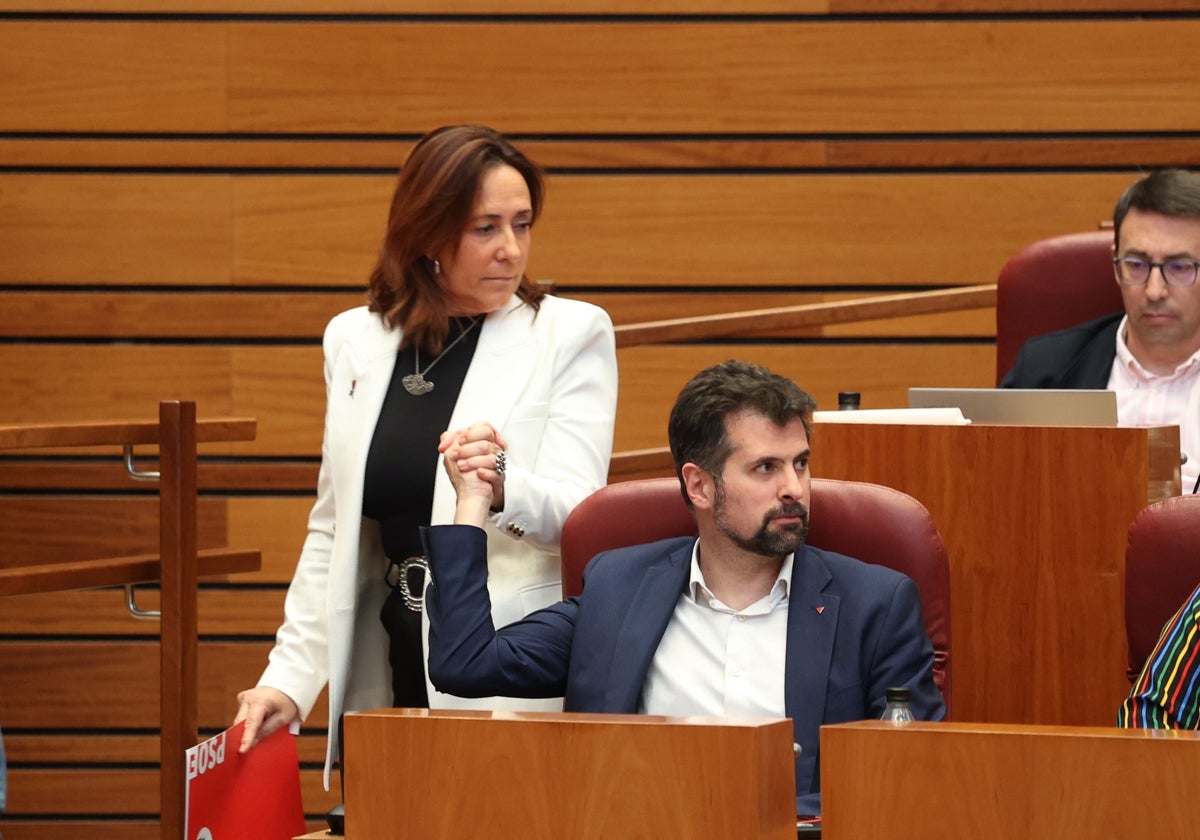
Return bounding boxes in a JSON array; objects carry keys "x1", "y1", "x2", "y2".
[
  {"x1": 1000, "y1": 313, "x2": 1122, "y2": 389},
  {"x1": 423, "y1": 525, "x2": 945, "y2": 815}
]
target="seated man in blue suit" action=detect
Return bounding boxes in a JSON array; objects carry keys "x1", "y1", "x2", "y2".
[{"x1": 424, "y1": 359, "x2": 945, "y2": 815}]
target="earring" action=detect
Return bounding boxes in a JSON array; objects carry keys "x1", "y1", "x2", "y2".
[{"x1": 432, "y1": 258, "x2": 441, "y2": 276}]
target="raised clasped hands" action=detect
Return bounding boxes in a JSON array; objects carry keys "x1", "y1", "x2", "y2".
[{"x1": 439, "y1": 421, "x2": 508, "y2": 525}]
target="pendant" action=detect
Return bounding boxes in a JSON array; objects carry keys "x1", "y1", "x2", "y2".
[{"x1": 402, "y1": 373, "x2": 435, "y2": 396}]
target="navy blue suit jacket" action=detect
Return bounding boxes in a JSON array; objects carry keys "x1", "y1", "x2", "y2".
[
  {"x1": 424, "y1": 525, "x2": 945, "y2": 814},
  {"x1": 1000, "y1": 313, "x2": 1122, "y2": 389}
]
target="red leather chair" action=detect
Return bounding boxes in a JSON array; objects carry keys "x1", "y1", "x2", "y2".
[
  {"x1": 995, "y1": 230, "x2": 1123, "y2": 384},
  {"x1": 1124, "y1": 494, "x2": 1200, "y2": 682},
  {"x1": 560, "y1": 476, "x2": 952, "y2": 715}
]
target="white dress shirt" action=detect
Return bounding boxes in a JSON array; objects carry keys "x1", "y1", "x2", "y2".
[
  {"x1": 1109, "y1": 315, "x2": 1200, "y2": 494},
  {"x1": 639, "y1": 540, "x2": 791, "y2": 719}
]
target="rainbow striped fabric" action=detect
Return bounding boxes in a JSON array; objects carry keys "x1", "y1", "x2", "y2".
[{"x1": 1119, "y1": 582, "x2": 1200, "y2": 729}]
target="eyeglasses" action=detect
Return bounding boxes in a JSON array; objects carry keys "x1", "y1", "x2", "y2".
[{"x1": 1113, "y1": 256, "x2": 1200, "y2": 288}]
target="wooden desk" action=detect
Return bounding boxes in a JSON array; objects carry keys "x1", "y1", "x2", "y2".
[
  {"x1": 343, "y1": 709, "x2": 797, "y2": 840},
  {"x1": 813, "y1": 422, "x2": 1179, "y2": 726},
  {"x1": 821, "y1": 720, "x2": 1200, "y2": 838}
]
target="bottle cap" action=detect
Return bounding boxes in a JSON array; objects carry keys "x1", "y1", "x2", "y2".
[
  {"x1": 837, "y1": 391, "x2": 861, "y2": 410},
  {"x1": 885, "y1": 686, "x2": 911, "y2": 703}
]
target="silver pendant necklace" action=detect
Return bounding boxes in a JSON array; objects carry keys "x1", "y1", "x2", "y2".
[{"x1": 401, "y1": 316, "x2": 483, "y2": 396}]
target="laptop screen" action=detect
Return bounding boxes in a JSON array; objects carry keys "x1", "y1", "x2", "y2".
[{"x1": 907, "y1": 387, "x2": 1118, "y2": 427}]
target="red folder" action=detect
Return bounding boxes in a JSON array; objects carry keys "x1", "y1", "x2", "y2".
[{"x1": 183, "y1": 721, "x2": 306, "y2": 840}]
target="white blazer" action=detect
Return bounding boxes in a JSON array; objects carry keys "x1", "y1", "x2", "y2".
[{"x1": 257, "y1": 294, "x2": 618, "y2": 784}]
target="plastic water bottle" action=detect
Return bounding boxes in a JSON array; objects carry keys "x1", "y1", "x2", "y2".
[
  {"x1": 837, "y1": 391, "x2": 861, "y2": 411},
  {"x1": 881, "y1": 686, "x2": 914, "y2": 726}
]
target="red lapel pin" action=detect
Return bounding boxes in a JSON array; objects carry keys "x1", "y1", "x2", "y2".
[{"x1": 815, "y1": 606, "x2": 825, "y2": 615}]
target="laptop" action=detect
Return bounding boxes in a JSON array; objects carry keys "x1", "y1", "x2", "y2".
[{"x1": 907, "y1": 387, "x2": 1118, "y2": 427}]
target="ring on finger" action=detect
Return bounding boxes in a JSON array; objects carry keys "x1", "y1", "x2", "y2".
[{"x1": 495, "y1": 449, "x2": 507, "y2": 476}]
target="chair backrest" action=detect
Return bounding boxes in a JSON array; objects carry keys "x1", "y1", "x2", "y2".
[
  {"x1": 560, "y1": 476, "x2": 953, "y2": 714},
  {"x1": 995, "y1": 230, "x2": 1123, "y2": 384},
  {"x1": 1124, "y1": 494, "x2": 1200, "y2": 682}
]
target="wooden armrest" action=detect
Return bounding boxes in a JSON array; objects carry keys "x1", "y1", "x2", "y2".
[{"x1": 0, "y1": 547, "x2": 261, "y2": 597}]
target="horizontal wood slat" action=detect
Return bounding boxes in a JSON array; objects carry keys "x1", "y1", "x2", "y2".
[
  {"x1": 0, "y1": 588, "x2": 289, "y2": 636},
  {"x1": 4, "y1": 731, "x2": 331, "y2": 765},
  {"x1": 0, "y1": 416, "x2": 255, "y2": 450},
  {"x1": 0, "y1": 22, "x2": 229, "y2": 133},
  {"x1": 4, "y1": 20, "x2": 1200, "y2": 133},
  {"x1": 0, "y1": 0, "x2": 1193, "y2": 13},
  {"x1": 0, "y1": 495, "x2": 308, "y2": 582},
  {"x1": 0, "y1": 290, "x2": 364, "y2": 339},
  {"x1": 615, "y1": 343, "x2": 997, "y2": 447},
  {"x1": 0, "y1": 449, "x2": 683, "y2": 494},
  {"x1": 0, "y1": 458, "x2": 320, "y2": 491},
  {"x1": 0, "y1": 497, "x2": 231, "y2": 567},
  {"x1": 0, "y1": 290, "x2": 995, "y2": 339},
  {"x1": 0, "y1": 641, "x2": 328, "y2": 730},
  {"x1": 0, "y1": 173, "x2": 1126, "y2": 287},
  {"x1": 2, "y1": 767, "x2": 340, "y2": 816},
  {"x1": 0, "y1": 344, "x2": 997, "y2": 453},
  {"x1": 0, "y1": 547, "x2": 259, "y2": 597},
  {"x1": 5, "y1": 136, "x2": 1200, "y2": 171}
]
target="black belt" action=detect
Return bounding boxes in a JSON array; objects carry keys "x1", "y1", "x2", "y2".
[{"x1": 384, "y1": 555, "x2": 428, "y2": 612}]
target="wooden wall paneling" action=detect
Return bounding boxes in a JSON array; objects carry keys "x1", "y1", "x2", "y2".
[
  {"x1": 225, "y1": 496, "x2": 313, "y2": 581},
  {"x1": 0, "y1": 21, "x2": 229, "y2": 132},
  {"x1": 6, "y1": 768, "x2": 160, "y2": 814},
  {"x1": 0, "y1": 0, "x2": 1195, "y2": 13},
  {"x1": 4, "y1": 20, "x2": 1199, "y2": 134},
  {"x1": 0, "y1": 491, "x2": 312, "y2": 582},
  {"x1": 0, "y1": 175, "x2": 233, "y2": 286},
  {"x1": 0, "y1": 344, "x2": 293, "y2": 451},
  {"x1": 0, "y1": 172, "x2": 1135, "y2": 288},
  {"x1": 0, "y1": 823, "x2": 159, "y2": 840},
  {"x1": 0, "y1": 459, "x2": 318, "y2": 494},
  {"x1": 0, "y1": 289, "x2": 993, "y2": 339},
  {"x1": 4, "y1": 731, "x2": 332, "y2": 765},
  {"x1": 6, "y1": 136, "x2": 1200, "y2": 171},
  {"x1": 0, "y1": 0, "x2": 831, "y2": 13},
  {"x1": 3, "y1": 767, "x2": 339, "y2": 817},
  {"x1": 0, "y1": 588, "x2": 289, "y2": 635},
  {"x1": 613, "y1": 343, "x2": 996, "y2": 450},
  {"x1": 0, "y1": 497, "x2": 229, "y2": 567},
  {"x1": 0, "y1": 641, "x2": 330, "y2": 729},
  {"x1": 0, "y1": 342, "x2": 995, "y2": 453},
  {"x1": 231, "y1": 176, "x2": 392, "y2": 286},
  {"x1": 223, "y1": 20, "x2": 1200, "y2": 133},
  {"x1": 532, "y1": 173, "x2": 1129, "y2": 288},
  {"x1": 0, "y1": 820, "x2": 344, "y2": 840},
  {"x1": 0, "y1": 291, "x2": 366, "y2": 339}
]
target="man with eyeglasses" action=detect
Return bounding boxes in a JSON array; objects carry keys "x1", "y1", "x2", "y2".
[{"x1": 1002, "y1": 168, "x2": 1200, "y2": 494}]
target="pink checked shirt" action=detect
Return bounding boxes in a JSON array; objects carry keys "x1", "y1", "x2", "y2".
[{"x1": 1109, "y1": 316, "x2": 1200, "y2": 495}]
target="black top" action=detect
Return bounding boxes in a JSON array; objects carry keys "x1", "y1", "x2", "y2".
[{"x1": 362, "y1": 318, "x2": 484, "y2": 561}]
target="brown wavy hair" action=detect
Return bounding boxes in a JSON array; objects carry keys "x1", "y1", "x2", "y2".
[{"x1": 367, "y1": 125, "x2": 547, "y2": 354}]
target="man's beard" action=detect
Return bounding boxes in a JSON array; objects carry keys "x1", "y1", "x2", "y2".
[{"x1": 713, "y1": 482, "x2": 810, "y2": 559}]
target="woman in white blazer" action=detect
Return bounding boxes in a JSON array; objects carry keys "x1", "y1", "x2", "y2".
[{"x1": 233, "y1": 126, "x2": 618, "y2": 785}]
